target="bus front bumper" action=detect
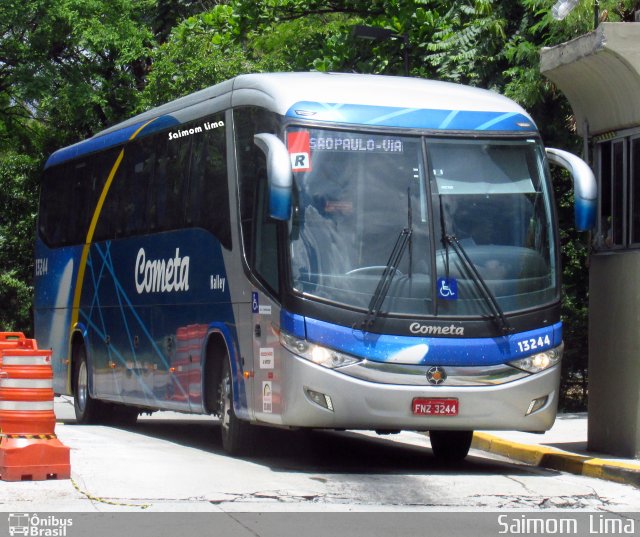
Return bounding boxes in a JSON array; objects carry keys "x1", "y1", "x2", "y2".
[{"x1": 269, "y1": 353, "x2": 560, "y2": 432}]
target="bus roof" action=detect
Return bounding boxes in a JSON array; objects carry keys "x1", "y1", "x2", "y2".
[{"x1": 45, "y1": 72, "x2": 537, "y2": 169}]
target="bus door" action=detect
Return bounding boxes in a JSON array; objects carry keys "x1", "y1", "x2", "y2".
[
  {"x1": 248, "y1": 152, "x2": 286, "y2": 422},
  {"x1": 250, "y1": 289, "x2": 282, "y2": 422}
]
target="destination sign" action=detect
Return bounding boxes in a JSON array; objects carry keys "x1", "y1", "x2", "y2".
[{"x1": 310, "y1": 135, "x2": 404, "y2": 153}]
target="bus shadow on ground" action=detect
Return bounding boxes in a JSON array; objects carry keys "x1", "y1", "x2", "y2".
[{"x1": 74, "y1": 415, "x2": 549, "y2": 478}]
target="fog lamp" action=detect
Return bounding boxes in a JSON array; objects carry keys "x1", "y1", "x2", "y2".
[
  {"x1": 526, "y1": 395, "x2": 549, "y2": 416},
  {"x1": 304, "y1": 388, "x2": 334, "y2": 411}
]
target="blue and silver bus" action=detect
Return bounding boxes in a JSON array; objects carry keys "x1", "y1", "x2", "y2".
[{"x1": 35, "y1": 72, "x2": 596, "y2": 460}]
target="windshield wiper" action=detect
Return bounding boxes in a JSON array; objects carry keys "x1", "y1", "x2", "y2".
[
  {"x1": 442, "y1": 233, "x2": 513, "y2": 335},
  {"x1": 358, "y1": 227, "x2": 412, "y2": 331}
]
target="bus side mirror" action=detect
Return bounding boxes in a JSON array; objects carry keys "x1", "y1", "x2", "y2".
[
  {"x1": 546, "y1": 147, "x2": 597, "y2": 231},
  {"x1": 254, "y1": 133, "x2": 293, "y2": 221}
]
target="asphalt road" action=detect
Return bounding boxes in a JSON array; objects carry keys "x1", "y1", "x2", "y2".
[{"x1": 1, "y1": 396, "x2": 640, "y2": 514}]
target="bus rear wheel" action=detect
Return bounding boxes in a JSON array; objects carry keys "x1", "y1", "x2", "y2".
[
  {"x1": 73, "y1": 344, "x2": 106, "y2": 424},
  {"x1": 429, "y1": 430, "x2": 473, "y2": 462},
  {"x1": 218, "y1": 358, "x2": 254, "y2": 455}
]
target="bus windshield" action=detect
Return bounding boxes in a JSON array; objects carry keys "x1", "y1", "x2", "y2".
[{"x1": 288, "y1": 128, "x2": 556, "y2": 317}]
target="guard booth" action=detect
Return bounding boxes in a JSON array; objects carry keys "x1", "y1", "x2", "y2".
[{"x1": 541, "y1": 22, "x2": 640, "y2": 458}]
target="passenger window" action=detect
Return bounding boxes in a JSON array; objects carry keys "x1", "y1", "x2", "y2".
[
  {"x1": 39, "y1": 150, "x2": 113, "y2": 247},
  {"x1": 40, "y1": 116, "x2": 231, "y2": 247},
  {"x1": 187, "y1": 113, "x2": 231, "y2": 249},
  {"x1": 127, "y1": 137, "x2": 155, "y2": 236},
  {"x1": 154, "y1": 133, "x2": 190, "y2": 232}
]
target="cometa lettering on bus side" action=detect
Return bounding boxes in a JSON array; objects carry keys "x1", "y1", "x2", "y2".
[
  {"x1": 168, "y1": 120, "x2": 224, "y2": 141},
  {"x1": 135, "y1": 247, "x2": 190, "y2": 294}
]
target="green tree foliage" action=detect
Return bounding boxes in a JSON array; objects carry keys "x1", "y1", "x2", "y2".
[
  {"x1": 0, "y1": 0, "x2": 156, "y2": 334},
  {"x1": 141, "y1": 5, "x2": 258, "y2": 108},
  {"x1": 0, "y1": 153, "x2": 40, "y2": 332},
  {"x1": 1, "y1": 0, "x2": 156, "y2": 150},
  {"x1": 139, "y1": 2, "x2": 370, "y2": 107}
]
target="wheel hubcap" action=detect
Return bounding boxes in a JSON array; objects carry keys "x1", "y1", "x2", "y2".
[
  {"x1": 219, "y1": 367, "x2": 232, "y2": 433},
  {"x1": 77, "y1": 361, "x2": 88, "y2": 412}
]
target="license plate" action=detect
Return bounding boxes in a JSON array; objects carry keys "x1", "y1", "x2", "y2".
[{"x1": 412, "y1": 398, "x2": 459, "y2": 416}]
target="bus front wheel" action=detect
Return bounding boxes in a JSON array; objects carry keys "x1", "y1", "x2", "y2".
[
  {"x1": 429, "y1": 430, "x2": 473, "y2": 462},
  {"x1": 218, "y1": 358, "x2": 254, "y2": 455},
  {"x1": 73, "y1": 344, "x2": 106, "y2": 424}
]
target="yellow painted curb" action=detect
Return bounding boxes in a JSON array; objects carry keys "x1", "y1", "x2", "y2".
[{"x1": 472, "y1": 432, "x2": 640, "y2": 487}]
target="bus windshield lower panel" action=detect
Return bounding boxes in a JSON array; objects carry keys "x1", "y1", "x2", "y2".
[{"x1": 287, "y1": 128, "x2": 556, "y2": 318}]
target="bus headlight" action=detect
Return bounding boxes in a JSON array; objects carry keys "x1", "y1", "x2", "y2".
[
  {"x1": 280, "y1": 331, "x2": 361, "y2": 369},
  {"x1": 508, "y1": 345, "x2": 563, "y2": 374}
]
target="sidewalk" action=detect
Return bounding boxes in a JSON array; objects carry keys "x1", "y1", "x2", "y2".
[{"x1": 473, "y1": 413, "x2": 640, "y2": 488}]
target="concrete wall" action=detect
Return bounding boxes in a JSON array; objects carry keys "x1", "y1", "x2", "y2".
[{"x1": 588, "y1": 251, "x2": 640, "y2": 458}]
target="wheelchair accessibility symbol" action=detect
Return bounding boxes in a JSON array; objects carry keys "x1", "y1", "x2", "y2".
[{"x1": 437, "y1": 277, "x2": 458, "y2": 300}]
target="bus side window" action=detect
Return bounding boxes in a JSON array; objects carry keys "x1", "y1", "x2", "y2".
[
  {"x1": 94, "y1": 148, "x2": 127, "y2": 241},
  {"x1": 85, "y1": 156, "x2": 109, "y2": 241},
  {"x1": 39, "y1": 155, "x2": 109, "y2": 247},
  {"x1": 68, "y1": 161, "x2": 89, "y2": 244},
  {"x1": 97, "y1": 149, "x2": 132, "y2": 239},
  {"x1": 39, "y1": 165, "x2": 66, "y2": 246},
  {"x1": 187, "y1": 113, "x2": 231, "y2": 249},
  {"x1": 157, "y1": 133, "x2": 190, "y2": 232},
  {"x1": 128, "y1": 137, "x2": 155, "y2": 236},
  {"x1": 151, "y1": 153, "x2": 168, "y2": 232},
  {"x1": 187, "y1": 138, "x2": 204, "y2": 226}
]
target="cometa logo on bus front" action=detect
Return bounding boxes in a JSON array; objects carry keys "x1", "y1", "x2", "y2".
[
  {"x1": 135, "y1": 248, "x2": 190, "y2": 294},
  {"x1": 409, "y1": 322, "x2": 464, "y2": 336}
]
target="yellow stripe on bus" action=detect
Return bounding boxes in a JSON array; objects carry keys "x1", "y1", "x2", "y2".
[
  {"x1": 67, "y1": 118, "x2": 158, "y2": 392},
  {"x1": 70, "y1": 148, "x2": 124, "y2": 332}
]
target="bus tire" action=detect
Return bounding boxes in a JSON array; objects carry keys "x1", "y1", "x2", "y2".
[
  {"x1": 218, "y1": 357, "x2": 253, "y2": 455},
  {"x1": 73, "y1": 344, "x2": 106, "y2": 424},
  {"x1": 429, "y1": 430, "x2": 473, "y2": 463}
]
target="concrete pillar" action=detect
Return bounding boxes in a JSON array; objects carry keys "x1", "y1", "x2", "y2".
[
  {"x1": 541, "y1": 23, "x2": 640, "y2": 458},
  {"x1": 588, "y1": 252, "x2": 640, "y2": 458}
]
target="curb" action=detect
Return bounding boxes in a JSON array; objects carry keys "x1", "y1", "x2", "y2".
[{"x1": 472, "y1": 432, "x2": 640, "y2": 488}]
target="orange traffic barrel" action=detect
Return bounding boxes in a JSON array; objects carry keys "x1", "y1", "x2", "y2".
[
  {"x1": 0, "y1": 345, "x2": 70, "y2": 481},
  {"x1": 0, "y1": 349, "x2": 55, "y2": 435},
  {"x1": 0, "y1": 333, "x2": 37, "y2": 351},
  {"x1": 0, "y1": 435, "x2": 71, "y2": 481}
]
